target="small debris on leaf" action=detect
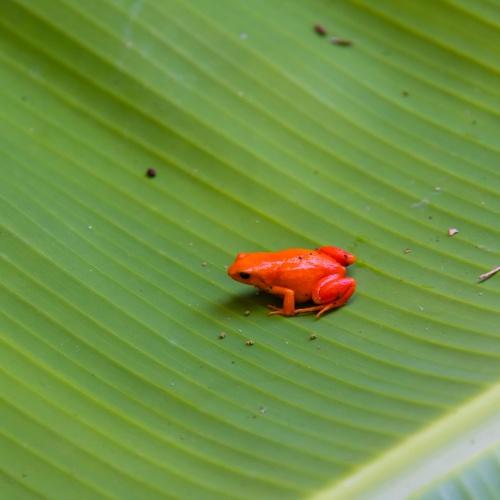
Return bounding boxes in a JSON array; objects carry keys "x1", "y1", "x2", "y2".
[
  {"x1": 314, "y1": 24, "x2": 327, "y2": 36},
  {"x1": 243, "y1": 309, "x2": 251, "y2": 316},
  {"x1": 201, "y1": 261, "x2": 208, "y2": 267},
  {"x1": 403, "y1": 248, "x2": 412, "y2": 254},
  {"x1": 447, "y1": 227, "x2": 459, "y2": 237},
  {"x1": 146, "y1": 168, "x2": 157, "y2": 178},
  {"x1": 245, "y1": 340, "x2": 255, "y2": 346},
  {"x1": 412, "y1": 198, "x2": 429, "y2": 209},
  {"x1": 309, "y1": 334, "x2": 318, "y2": 341},
  {"x1": 259, "y1": 405, "x2": 267, "y2": 414},
  {"x1": 218, "y1": 332, "x2": 226, "y2": 339},
  {"x1": 330, "y1": 37, "x2": 352, "y2": 46},
  {"x1": 478, "y1": 266, "x2": 500, "y2": 283}
]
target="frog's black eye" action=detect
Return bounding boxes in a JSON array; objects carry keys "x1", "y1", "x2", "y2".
[{"x1": 239, "y1": 272, "x2": 251, "y2": 279}]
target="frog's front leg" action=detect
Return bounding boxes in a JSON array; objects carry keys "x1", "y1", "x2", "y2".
[
  {"x1": 266, "y1": 285, "x2": 297, "y2": 316},
  {"x1": 267, "y1": 286, "x2": 326, "y2": 317},
  {"x1": 312, "y1": 274, "x2": 356, "y2": 318}
]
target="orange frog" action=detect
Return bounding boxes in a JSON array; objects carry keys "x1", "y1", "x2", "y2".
[{"x1": 227, "y1": 246, "x2": 356, "y2": 318}]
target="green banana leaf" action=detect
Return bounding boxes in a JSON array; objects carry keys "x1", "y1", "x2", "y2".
[
  {"x1": 414, "y1": 440, "x2": 500, "y2": 500},
  {"x1": 1, "y1": 0, "x2": 499, "y2": 498}
]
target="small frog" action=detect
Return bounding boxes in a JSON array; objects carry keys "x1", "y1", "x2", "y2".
[{"x1": 227, "y1": 246, "x2": 356, "y2": 318}]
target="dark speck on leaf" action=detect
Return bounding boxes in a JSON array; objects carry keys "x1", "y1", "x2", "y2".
[
  {"x1": 314, "y1": 24, "x2": 327, "y2": 36},
  {"x1": 146, "y1": 168, "x2": 157, "y2": 178},
  {"x1": 331, "y1": 37, "x2": 352, "y2": 46}
]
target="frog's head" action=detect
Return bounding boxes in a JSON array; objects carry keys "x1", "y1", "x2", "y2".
[{"x1": 227, "y1": 252, "x2": 268, "y2": 287}]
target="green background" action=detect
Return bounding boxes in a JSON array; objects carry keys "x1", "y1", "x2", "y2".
[{"x1": 1, "y1": 1, "x2": 499, "y2": 498}]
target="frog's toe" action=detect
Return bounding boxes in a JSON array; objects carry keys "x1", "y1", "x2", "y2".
[
  {"x1": 268, "y1": 310, "x2": 283, "y2": 316},
  {"x1": 267, "y1": 305, "x2": 291, "y2": 316},
  {"x1": 267, "y1": 305, "x2": 284, "y2": 316}
]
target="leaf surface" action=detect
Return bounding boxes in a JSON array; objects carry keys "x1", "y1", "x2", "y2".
[{"x1": 1, "y1": 1, "x2": 499, "y2": 498}]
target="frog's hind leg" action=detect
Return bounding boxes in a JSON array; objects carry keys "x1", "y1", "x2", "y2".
[{"x1": 312, "y1": 275, "x2": 356, "y2": 318}]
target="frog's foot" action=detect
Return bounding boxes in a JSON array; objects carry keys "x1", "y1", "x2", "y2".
[
  {"x1": 267, "y1": 304, "x2": 294, "y2": 317},
  {"x1": 267, "y1": 304, "x2": 324, "y2": 317}
]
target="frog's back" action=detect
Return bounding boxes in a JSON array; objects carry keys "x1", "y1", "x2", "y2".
[
  {"x1": 260, "y1": 248, "x2": 341, "y2": 300},
  {"x1": 271, "y1": 248, "x2": 340, "y2": 273}
]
